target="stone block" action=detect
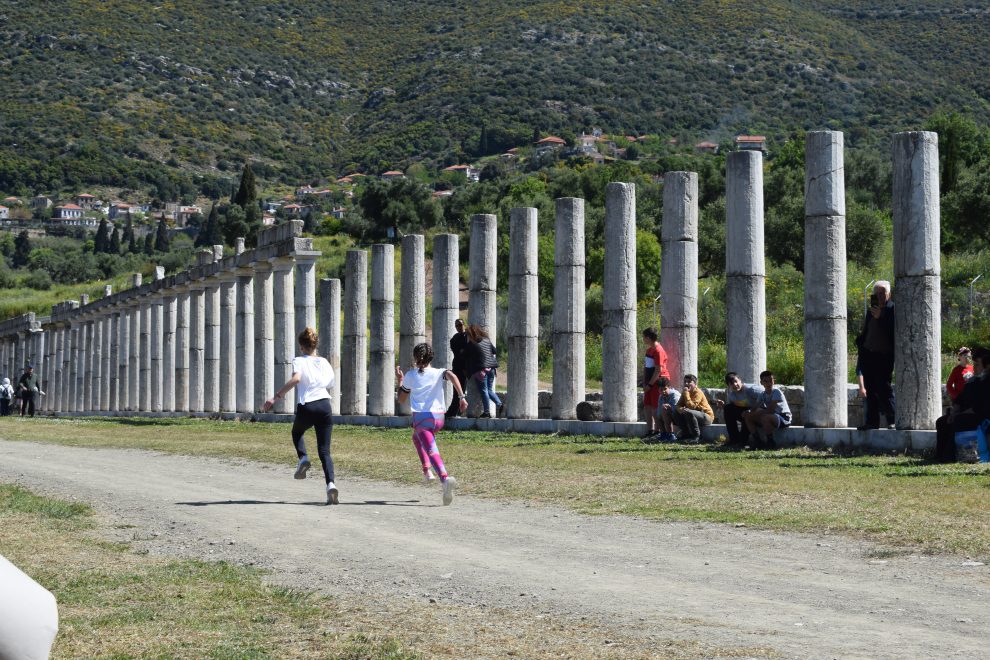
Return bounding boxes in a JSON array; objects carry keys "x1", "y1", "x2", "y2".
[{"x1": 576, "y1": 400, "x2": 603, "y2": 421}]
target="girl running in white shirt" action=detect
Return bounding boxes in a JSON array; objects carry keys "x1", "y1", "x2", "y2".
[
  {"x1": 262, "y1": 327, "x2": 338, "y2": 505},
  {"x1": 395, "y1": 342, "x2": 468, "y2": 505}
]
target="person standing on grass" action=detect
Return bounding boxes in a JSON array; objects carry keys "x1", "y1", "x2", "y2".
[
  {"x1": 262, "y1": 327, "x2": 338, "y2": 505},
  {"x1": 396, "y1": 342, "x2": 468, "y2": 506},
  {"x1": 744, "y1": 370, "x2": 792, "y2": 449},
  {"x1": 672, "y1": 374, "x2": 714, "y2": 443},
  {"x1": 0, "y1": 377, "x2": 13, "y2": 416},
  {"x1": 17, "y1": 364, "x2": 40, "y2": 417},
  {"x1": 641, "y1": 328, "x2": 670, "y2": 439},
  {"x1": 465, "y1": 323, "x2": 501, "y2": 418},
  {"x1": 855, "y1": 280, "x2": 895, "y2": 430},
  {"x1": 446, "y1": 318, "x2": 469, "y2": 417}
]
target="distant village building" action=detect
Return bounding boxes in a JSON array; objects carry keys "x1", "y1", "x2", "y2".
[
  {"x1": 381, "y1": 170, "x2": 405, "y2": 181},
  {"x1": 432, "y1": 189, "x2": 454, "y2": 199},
  {"x1": 336, "y1": 176, "x2": 353, "y2": 185},
  {"x1": 3, "y1": 196, "x2": 22, "y2": 206},
  {"x1": 331, "y1": 207, "x2": 346, "y2": 219},
  {"x1": 735, "y1": 135, "x2": 767, "y2": 152},
  {"x1": 534, "y1": 136, "x2": 566, "y2": 155},
  {"x1": 0, "y1": 206, "x2": 8, "y2": 220},
  {"x1": 263, "y1": 201, "x2": 283, "y2": 213},
  {"x1": 53, "y1": 204, "x2": 84, "y2": 220},
  {"x1": 443, "y1": 164, "x2": 480, "y2": 182},
  {"x1": 295, "y1": 185, "x2": 317, "y2": 198},
  {"x1": 31, "y1": 196, "x2": 53, "y2": 210},
  {"x1": 175, "y1": 205, "x2": 202, "y2": 227},
  {"x1": 262, "y1": 213, "x2": 277, "y2": 226},
  {"x1": 283, "y1": 203, "x2": 304, "y2": 217},
  {"x1": 108, "y1": 202, "x2": 132, "y2": 220},
  {"x1": 73, "y1": 193, "x2": 98, "y2": 209},
  {"x1": 695, "y1": 141, "x2": 719, "y2": 154}
]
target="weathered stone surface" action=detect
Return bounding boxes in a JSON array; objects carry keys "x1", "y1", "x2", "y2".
[
  {"x1": 603, "y1": 183, "x2": 638, "y2": 422},
  {"x1": 203, "y1": 284, "x2": 221, "y2": 413},
  {"x1": 271, "y1": 259, "x2": 295, "y2": 414},
  {"x1": 189, "y1": 287, "x2": 205, "y2": 412},
  {"x1": 468, "y1": 213, "x2": 497, "y2": 334},
  {"x1": 319, "y1": 278, "x2": 341, "y2": 412},
  {"x1": 725, "y1": 275, "x2": 766, "y2": 384},
  {"x1": 175, "y1": 290, "x2": 191, "y2": 412},
  {"x1": 369, "y1": 244, "x2": 395, "y2": 416},
  {"x1": 893, "y1": 132, "x2": 940, "y2": 278},
  {"x1": 219, "y1": 276, "x2": 237, "y2": 412},
  {"x1": 802, "y1": 318, "x2": 848, "y2": 428},
  {"x1": 398, "y1": 235, "x2": 425, "y2": 414},
  {"x1": 150, "y1": 300, "x2": 163, "y2": 412},
  {"x1": 803, "y1": 215, "x2": 847, "y2": 320},
  {"x1": 162, "y1": 296, "x2": 176, "y2": 412},
  {"x1": 432, "y1": 234, "x2": 459, "y2": 374},
  {"x1": 552, "y1": 197, "x2": 585, "y2": 420},
  {"x1": 805, "y1": 131, "x2": 845, "y2": 217},
  {"x1": 341, "y1": 250, "x2": 368, "y2": 416},
  {"x1": 508, "y1": 207, "x2": 539, "y2": 419},
  {"x1": 660, "y1": 175, "x2": 699, "y2": 386},
  {"x1": 576, "y1": 400, "x2": 604, "y2": 422},
  {"x1": 294, "y1": 258, "x2": 317, "y2": 334}
]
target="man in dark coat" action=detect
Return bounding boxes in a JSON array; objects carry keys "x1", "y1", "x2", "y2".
[
  {"x1": 856, "y1": 281, "x2": 895, "y2": 429},
  {"x1": 446, "y1": 319, "x2": 468, "y2": 417}
]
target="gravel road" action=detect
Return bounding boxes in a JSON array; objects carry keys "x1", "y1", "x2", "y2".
[{"x1": 1, "y1": 439, "x2": 987, "y2": 658}]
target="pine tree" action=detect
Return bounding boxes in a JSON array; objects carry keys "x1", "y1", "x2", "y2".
[
  {"x1": 12, "y1": 230, "x2": 30, "y2": 268},
  {"x1": 196, "y1": 204, "x2": 222, "y2": 247},
  {"x1": 232, "y1": 163, "x2": 257, "y2": 209},
  {"x1": 94, "y1": 218, "x2": 110, "y2": 253},
  {"x1": 109, "y1": 225, "x2": 121, "y2": 254},
  {"x1": 154, "y1": 217, "x2": 170, "y2": 252},
  {"x1": 478, "y1": 123, "x2": 489, "y2": 155},
  {"x1": 143, "y1": 233, "x2": 154, "y2": 255}
]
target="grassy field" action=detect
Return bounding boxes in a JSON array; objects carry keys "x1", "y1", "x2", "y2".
[
  {"x1": 0, "y1": 483, "x2": 419, "y2": 659},
  {"x1": 1, "y1": 416, "x2": 989, "y2": 559}
]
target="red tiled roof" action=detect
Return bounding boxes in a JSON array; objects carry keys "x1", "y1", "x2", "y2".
[
  {"x1": 695, "y1": 141, "x2": 718, "y2": 148},
  {"x1": 57, "y1": 203, "x2": 83, "y2": 210},
  {"x1": 735, "y1": 135, "x2": 766, "y2": 142},
  {"x1": 284, "y1": 204, "x2": 302, "y2": 209},
  {"x1": 444, "y1": 165, "x2": 469, "y2": 171},
  {"x1": 76, "y1": 193, "x2": 95, "y2": 198},
  {"x1": 535, "y1": 136, "x2": 566, "y2": 145},
  {"x1": 382, "y1": 170, "x2": 404, "y2": 176}
]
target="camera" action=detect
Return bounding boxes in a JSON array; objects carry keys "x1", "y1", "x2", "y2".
[{"x1": 869, "y1": 293, "x2": 879, "y2": 308}]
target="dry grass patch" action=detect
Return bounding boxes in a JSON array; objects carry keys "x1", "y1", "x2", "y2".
[{"x1": 3, "y1": 416, "x2": 990, "y2": 558}]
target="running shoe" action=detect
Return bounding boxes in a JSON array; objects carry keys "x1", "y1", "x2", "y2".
[
  {"x1": 326, "y1": 482, "x2": 339, "y2": 505},
  {"x1": 423, "y1": 468, "x2": 437, "y2": 485},
  {"x1": 441, "y1": 476, "x2": 456, "y2": 506},
  {"x1": 294, "y1": 458, "x2": 311, "y2": 480}
]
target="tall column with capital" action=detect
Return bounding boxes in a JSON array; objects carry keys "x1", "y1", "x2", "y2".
[
  {"x1": 108, "y1": 311, "x2": 119, "y2": 411},
  {"x1": 219, "y1": 272, "x2": 237, "y2": 412},
  {"x1": 254, "y1": 262, "x2": 275, "y2": 412},
  {"x1": 189, "y1": 284, "x2": 205, "y2": 412},
  {"x1": 139, "y1": 302, "x2": 151, "y2": 411},
  {"x1": 272, "y1": 258, "x2": 295, "y2": 414},
  {"x1": 203, "y1": 277, "x2": 221, "y2": 413},
  {"x1": 162, "y1": 292, "x2": 177, "y2": 412},
  {"x1": 150, "y1": 295, "x2": 164, "y2": 412},
  {"x1": 236, "y1": 269, "x2": 255, "y2": 413}
]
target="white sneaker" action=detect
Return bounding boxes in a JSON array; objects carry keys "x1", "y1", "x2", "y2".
[
  {"x1": 441, "y1": 476, "x2": 456, "y2": 506},
  {"x1": 423, "y1": 468, "x2": 437, "y2": 485},
  {"x1": 326, "y1": 482, "x2": 339, "y2": 505},
  {"x1": 294, "y1": 459, "x2": 311, "y2": 480}
]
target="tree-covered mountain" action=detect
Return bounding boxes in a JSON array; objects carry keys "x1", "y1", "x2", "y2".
[{"x1": 1, "y1": 0, "x2": 988, "y2": 196}]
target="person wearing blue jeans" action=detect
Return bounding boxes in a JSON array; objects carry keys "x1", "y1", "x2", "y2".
[{"x1": 465, "y1": 323, "x2": 501, "y2": 418}]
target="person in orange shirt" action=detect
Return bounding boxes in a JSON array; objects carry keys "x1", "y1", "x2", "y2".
[{"x1": 641, "y1": 328, "x2": 670, "y2": 438}]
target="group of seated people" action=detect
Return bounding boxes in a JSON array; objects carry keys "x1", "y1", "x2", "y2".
[
  {"x1": 640, "y1": 328, "x2": 791, "y2": 448},
  {"x1": 935, "y1": 346, "x2": 990, "y2": 462}
]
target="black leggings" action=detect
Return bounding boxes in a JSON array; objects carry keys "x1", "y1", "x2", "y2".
[{"x1": 292, "y1": 399, "x2": 334, "y2": 484}]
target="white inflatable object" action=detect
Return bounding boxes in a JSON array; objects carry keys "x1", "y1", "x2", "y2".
[{"x1": 0, "y1": 554, "x2": 58, "y2": 660}]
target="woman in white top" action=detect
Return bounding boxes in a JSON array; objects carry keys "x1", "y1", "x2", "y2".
[
  {"x1": 262, "y1": 327, "x2": 338, "y2": 504},
  {"x1": 395, "y1": 342, "x2": 468, "y2": 505}
]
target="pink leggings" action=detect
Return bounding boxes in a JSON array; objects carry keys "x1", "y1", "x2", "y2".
[{"x1": 412, "y1": 412, "x2": 448, "y2": 479}]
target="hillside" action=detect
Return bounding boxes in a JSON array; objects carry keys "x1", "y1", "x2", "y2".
[{"x1": 1, "y1": 0, "x2": 989, "y2": 196}]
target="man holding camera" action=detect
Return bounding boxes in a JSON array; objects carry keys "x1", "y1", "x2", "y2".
[{"x1": 855, "y1": 280, "x2": 895, "y2": 430}]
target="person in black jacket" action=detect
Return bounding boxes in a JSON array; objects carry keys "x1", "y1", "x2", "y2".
[
  {"x1": 446, "y1": 318, "x2": 468, "y2": 417},
  {"x1": 855, "y1": 280, "x2": 895, "y2": 430},
  {"x1": 465, "y1": 323, "x2": 502, "y2": 418}
]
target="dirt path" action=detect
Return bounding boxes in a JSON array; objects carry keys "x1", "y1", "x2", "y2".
[{"x1": 1, "y1": 439, "x2": 987, "y2": 658}]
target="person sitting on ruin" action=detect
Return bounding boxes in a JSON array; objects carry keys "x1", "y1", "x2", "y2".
[
  {"x1": 934, "y1": 347, "x2": 990, "y2": 463},
  {"x1": 653, "y1": 375, "x2": 680, "y2": 443},
  {"x1": 946, "y1": 347, "x2": 974, "y2": 404},
  {"x1": 744, "y1": 370, "x2": 792, "y2": 449},
  {"x1": 672, "y1": 374, "x2": 713, "y2": 443},
  {"x1": 641, "y1": 327, "x2": 670, "y2": 439},
  {"x1": 714, "y1": 372, "x2": 761, "y2": 447}
]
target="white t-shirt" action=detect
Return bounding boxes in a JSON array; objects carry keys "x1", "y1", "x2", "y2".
[
  {"x1": 291, "y1": 355, "x2": 334, "y2": 406},
  {"x1": 401, "y1": 366, "x2": 448, "y2": 413}
]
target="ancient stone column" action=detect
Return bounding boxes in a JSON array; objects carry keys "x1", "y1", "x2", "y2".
[
  {"x1": 271, "y1": 258, "x2": 295, "y2": 414},
  {"x1": 236, "y1": 271, "x2": 255, "y2": 413},
  {"x1": 188, "y1": 285, "x2": 205, "y2": 412},
  {"x1": 69, "y1": 324, "x2": 80, "y2": 412},
  {"x1": 253, "y1": 262, "x2": 274, "y2": 411},
  {"x1": 552, "y1": 198, "x2": 586, "y2": 419},
  {"x1": 892, "y1": 131, "x2": 941, "y2": 430},
  {"x1": 175, "y1": 288, "x2": 191, "y2": 412},
  {"x1": 804, "y1": 132, "x2": 848, "y2": 428},
  {"x1": 508, "y1": 207, "x2": 539, "y2": 419},
  {"x1": 162, "y1": 293, "x2": 177, "y2": 412},
  {"x1": 51, "y1": 327, "x2": 63, "y2": 412},
  {"x1": 108, "y1": 312, "x2": 119, "y2": 411},
  {"x1": 432, "y1": 234, "x2": 459, "y2": 377},
  {"x1": 219, "y1": 273, "x2": 237, "y2": 412},
  {"x1": 603, "y1": 183, "x2": 638, "y2": 422},
  {"x1": 204, "y1": 279, "x2": 221, "y2": 413},
  {"x1": 139, "y1": 302, "x2": 151, "y2": 411},
  {"x1": 295, "y1": 257, "x2": 317, "y2": 334},
  {"x1": 369, "y1": 244, "x2": 395, "y2": 416},
  {"x1": 398, "y1": 235, "x2": 426, "y2": 415},
  {"x1": 150, "y1": 296, "x2": 164, "y2": 412},
  {"x1": 91, "y1": 318, "x2": 104, "y2": 412},
  {"x1": 341, "y1": 250, "x2": 368, "y2": 415},
  {"x1": 725, "y1": 150, "x2": 767, "y2": 384},
  {"x1": 319, "y1": 278, "x2": 341, "y2": 412},
  {"x1": 468, "y1": 214, "x2": 497, "y2": 335},
  {"x1": 123, "y1": 306, "x2": 136, "y2": 411},
  {"x1": 100, "y1": 315, "x2": 111, "y2": 411},
  {"x1": 81, "y1": 320, "x2": 94, "y2": 411},
  {"x1": 661, "y1": 172, "x2": 700, "y2": 387}
]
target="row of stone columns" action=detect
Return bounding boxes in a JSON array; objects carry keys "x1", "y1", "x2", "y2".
[{"x1": 28, "y1": 221, "x2": 323, "y2": 417}]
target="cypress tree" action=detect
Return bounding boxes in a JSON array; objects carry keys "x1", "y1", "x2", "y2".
[
  {"x1": 94, "y1": 218, "x2": 110, "y2": 253},
  {"x1": 232, "y1": 163, "x2": 257, "y2": 209},
  {"x1": 13, "y1": 230, "x2": 30, "y2": 268},
  {"x1": 143, "y1": 232, "x2": 154, "y2": 255},
  {"x1": 109, "y1": 225, "x2": 121, "y2": 254},
  {"x1": 154, "y1": 217, "x2": 170, "y2": 252},
  {"x1": 196, "y1": 204, "x2": 221, "y2": 247},
  {"x1": 123, "y1": 216, "x2": 136, "y2": 253}
]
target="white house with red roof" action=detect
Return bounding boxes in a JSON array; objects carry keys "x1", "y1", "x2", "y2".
[
  {"x1": 54, "y1": 203, "x2": 84, "y2": 220},
  {"x1": 283, "y1": 203, "x2": 304, "y2": 217},
  {"x1": 108, "y1": 202, "x2": 132, "y2": 220},
  {"x1": 534, "y1": 136, "x2": 567, "y2": 155},
  {"x1": 443, "y1": 164, "x2": 480, "y2": 182},
  {"x1": 735, "y1": 135, "x2": 767, "y2": 152},
  {"x1": 381, "y1": 170, "x2": 405, "y2": 181},
  {"x1": 695, "y1": 141, "x2": 719, "y2": 154},
  {"x1": 175, "y1": 205, "x2": 202, "y2": 227},
  {"x1": 73, "y1": 193, "x2": 98, "y2": 209}
]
